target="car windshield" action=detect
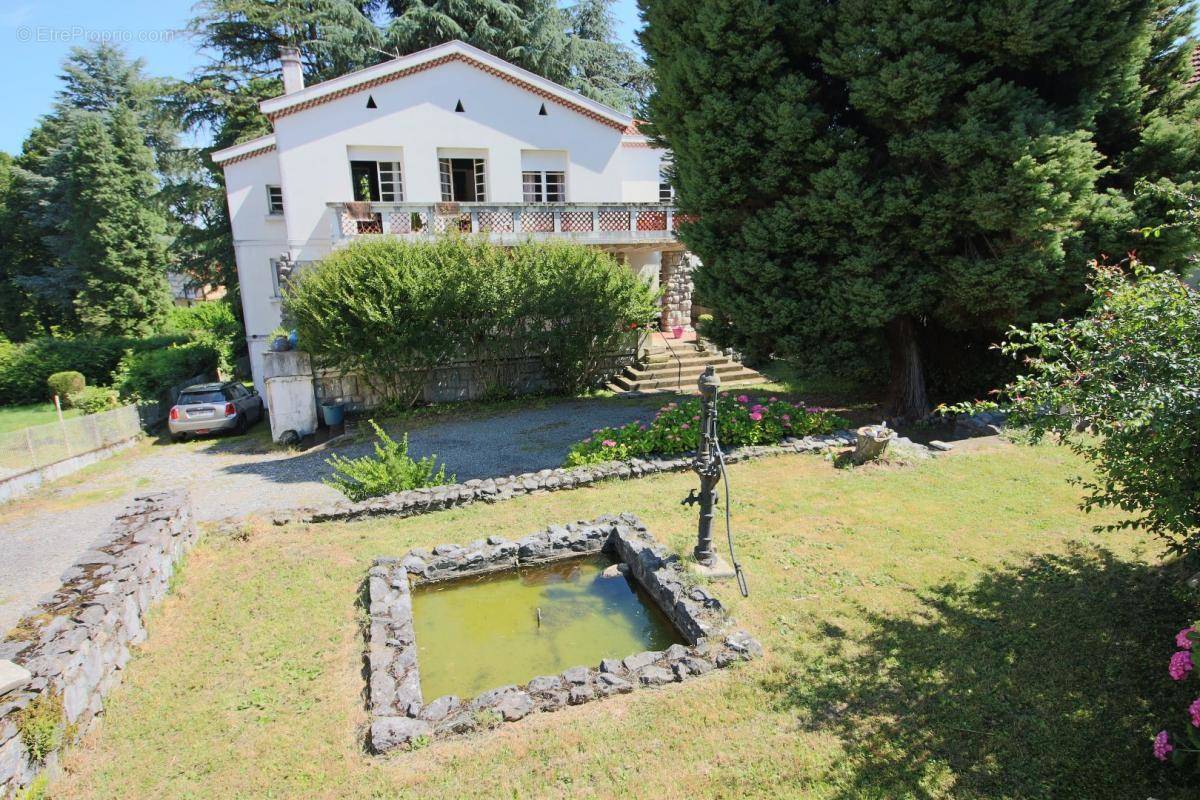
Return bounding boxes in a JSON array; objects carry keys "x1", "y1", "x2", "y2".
[{"x1": 178, "y1": 390, "x2": 225, "y2": 405}]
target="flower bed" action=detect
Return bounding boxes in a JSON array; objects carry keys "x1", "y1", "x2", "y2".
[{"x1": 565, "y1": 394, "x2": 850, "y2": 466}]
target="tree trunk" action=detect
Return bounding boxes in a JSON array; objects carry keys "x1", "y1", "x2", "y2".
[{"x1": 884, "y1": 315, "x2": 930, "y2": 423}]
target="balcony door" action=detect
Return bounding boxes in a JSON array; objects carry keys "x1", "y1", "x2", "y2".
[{"x1": 438, "y1": 157, "x2": 486, "y2": 202}]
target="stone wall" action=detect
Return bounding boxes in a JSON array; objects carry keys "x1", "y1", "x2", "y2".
[
  {"x1": 315, "y1": 351, "x2": 637, "y2": 412},
  {"x1": 277, "y1": 430, "x2": 859, "y2": 526},
  {"x1": 367, "y1": 514, "x2": 762, "y2": 752},
  {"x1": 0, "y1": 492, "x2": 198, "y2": 797},
  {"x1": 659, "y1": 250, "x2": 695, "y2": 332}
]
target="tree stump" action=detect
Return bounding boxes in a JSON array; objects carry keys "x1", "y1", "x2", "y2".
[{"x1": 852, "y1": 424, "x2": 895, "y2": 465}]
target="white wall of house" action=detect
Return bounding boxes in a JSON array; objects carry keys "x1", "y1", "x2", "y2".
[{"x1": 217, "y1": 42, "x2": 674, "y2": 398}]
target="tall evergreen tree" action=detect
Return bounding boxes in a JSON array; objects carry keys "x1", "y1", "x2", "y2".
[
  {"x1": 640, "y1": 0, "x2": 1200, "y2": 419},
  {"x1": 57, "y1": 108, "x2": 172, "y2": 336}
]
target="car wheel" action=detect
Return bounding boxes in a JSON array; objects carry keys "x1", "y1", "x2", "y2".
[
  {"x1": 171, "y1": 433, "x2": 186, "y2": 443},
  {"x1": 234, "y1": 413, "x2": 248, "y2": 435}
]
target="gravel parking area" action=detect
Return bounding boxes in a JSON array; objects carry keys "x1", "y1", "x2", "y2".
[{"x1": 0, "y1": 395, "x2": 665, "y2": 634}]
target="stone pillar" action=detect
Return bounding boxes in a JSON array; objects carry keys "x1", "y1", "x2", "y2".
[
  {"x1": 660, "y1": 250, "x2": 695, "y2": 332},
  {"x1": 263, "y1": 350, "x2": 318, "y2": 443}
]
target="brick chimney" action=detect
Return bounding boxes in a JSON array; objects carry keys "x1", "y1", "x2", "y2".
[{"x1": 279, "y1": 46, "x2": 304, "y2": 95}]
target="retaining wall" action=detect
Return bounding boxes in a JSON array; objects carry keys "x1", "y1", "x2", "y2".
[{"x1": 0, "y1": 491, "x2": 198, "y2": 797}]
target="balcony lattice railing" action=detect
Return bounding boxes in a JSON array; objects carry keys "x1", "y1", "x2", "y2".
[{"x1": 328, "y1": 202, "x2": 688, "y2": 245}]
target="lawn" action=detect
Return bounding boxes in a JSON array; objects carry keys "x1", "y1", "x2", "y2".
[
  {"x1": 0, "y1": 402, "x2": 80, "y2": 435},
  {"x1": 54, "y1": 443, "x2": 1195, "y2": 799}
]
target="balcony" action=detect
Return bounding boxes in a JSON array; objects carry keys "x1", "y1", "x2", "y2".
[{"x1": 328, "y1": 202, "x2": 686, "y2": 247}]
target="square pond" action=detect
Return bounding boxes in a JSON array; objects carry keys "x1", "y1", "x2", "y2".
[{"x1": 411, "y1": 552, "x2": 685, "y2": 699}]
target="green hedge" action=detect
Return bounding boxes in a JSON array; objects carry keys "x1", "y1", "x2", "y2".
[
  {"x1": 113, "y1": 340, "x2": 221, "y2": 402},
  {"x1": 283, "y1": 238, "x2": 658, "y2": 405},
  {"x1": 0, "y1": 335, "x2": 192, "y2": 405},
  {"x1": 47, "y1": 371, "x2": 86, "y2": 403}
]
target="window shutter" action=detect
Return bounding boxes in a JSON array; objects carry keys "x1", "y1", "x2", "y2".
[{"x1": 439, "y1": 158, "x2": 453, "y2": 202}]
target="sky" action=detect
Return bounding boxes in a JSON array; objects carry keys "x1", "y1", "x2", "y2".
[{"x1": 0, "y1": 0, "x2": 645, "y2": 156}]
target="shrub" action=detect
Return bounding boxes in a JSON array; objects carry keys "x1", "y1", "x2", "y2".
[
  {"x1": 113, "y1": 340, "x2": 221, "y2": 402},
  {"x1": 284, "y1": 238, "x2": 658, "y2": 406},
  {"x1": 324, "y1": 421, "x2": 453, "y2": 501},
  {"x1": 955, "y1": 260, "x2": 1200, "y2": 554},
  {"x1": 68, "y1": 385, "x2": 119, "y2": 414},
  {"x1": 46, "y1": 371, "x2": 85, "y2": 403},
  {"x1": 164, "y1": 300, "x2": 242, "y2": 374},
  {"x1": 1152, "y1": 622, "x2": 1200, "y2": 768},
  {"x1": 0, "y1": 334, "x2": 190, "y2": 405},
  {"x1": 564, "y1": 394, "x2": 849, "y2": 466}
]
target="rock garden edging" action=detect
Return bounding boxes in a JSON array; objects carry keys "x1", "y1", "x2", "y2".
[
  {"x1": 367, "y1": 513, "x2": 762, "y2": 752},
  {"x1": 0, "y1": 491, "x2": 198, "y2": 798},
  {"x1": 279, "y1": 430, "x2": 862, "y2": 526}
]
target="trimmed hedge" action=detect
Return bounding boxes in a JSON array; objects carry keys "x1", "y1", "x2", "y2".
[
  {"x1": 0, "y1": 335, "x2": 190, "y2": 405},
  {"x1": 112, "y1": 340, "x2": 221, "y2": 402},
  {"x1": 283, "y1": 238, "x2": 658, "y2": 406},
  {"x1": 47, "y1": 372, "x2": 86, "y2": 404}
]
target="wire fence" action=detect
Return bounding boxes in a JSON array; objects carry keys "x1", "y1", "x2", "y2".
[{"x1": 0, "y1": 404, "x2": 142, "y2": 480}]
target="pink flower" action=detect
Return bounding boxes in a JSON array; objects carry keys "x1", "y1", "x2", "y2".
[
  {"x1": 749, "y1": 412, "x2": 763, "y2": 422},
  {"x1": 769, "y1": 397, "x2": 778, "y2": 402},
  {"x1": 737, "y1": 395, "x2": 749, "y2": 403},
  {"x1": 782, "y1": 414, "x2": 791, "y2": 421},
  {"x1": 602, "y1": 439, "x2": 616, "y2": 448},
  {"x1": 681, "y1": 423, "x2": 690, "y2": 430},
  {"x1": 751, "y1": 404, "x2": 764, "y2": 413},
  {"x1": 1170, "y1": 650, "x2": 1193, "y2": 681},
  {"x1": 1177, "y1": 627, "x2": 1196, "y2": 649},
  {"x1": 1190, "y1": 698, "x2": 1200, "y2": 728},
  {"x1": 1154, "y1": 730, "x2": 1174, "y2": 762}
]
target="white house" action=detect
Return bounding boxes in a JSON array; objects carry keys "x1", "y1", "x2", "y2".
[{"x1": 212, "y1": 40, "x2": 693, "y2": 398}]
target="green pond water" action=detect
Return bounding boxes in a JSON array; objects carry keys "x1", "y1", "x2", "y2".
[{"x1": 411, "y1": 552, "x2": 684, "y2": 700}]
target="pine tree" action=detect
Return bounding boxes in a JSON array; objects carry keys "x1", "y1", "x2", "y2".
[{"x1": 640, "y1": 0, "x2": 1200, "y2": 420}]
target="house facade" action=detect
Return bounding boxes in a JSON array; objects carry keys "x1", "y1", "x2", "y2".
[{"x1": 212, "y1": 41, "x2": 692, "y2": 398}]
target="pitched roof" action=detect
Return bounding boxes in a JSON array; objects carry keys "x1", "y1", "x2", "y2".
[
  {"x1": 1189, "y1": 45, "x2": 1200, "y2": 87},
  {"x1": 257, "y1": 40, "x2": 633, "y2": 131},
  {"x1": 211, "y1": 133, "x2": 277, "y2": 167}
]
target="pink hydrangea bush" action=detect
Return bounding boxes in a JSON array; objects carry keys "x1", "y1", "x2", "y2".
[
  {"x1": 1155, "y1": 622, "x2": 1200, "y2": 766},
  {"x1": 564, "y1": 395, "x2": 849, "y2": 466}
]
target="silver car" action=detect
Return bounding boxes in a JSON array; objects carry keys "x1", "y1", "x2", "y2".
[{"x1": 168, "y1": 382, "x2": 264, "y2": 441}]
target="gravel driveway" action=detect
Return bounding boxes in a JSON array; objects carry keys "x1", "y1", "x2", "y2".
[{"x1": 0, "y1": 395, "x2": 665, "y2": 634}]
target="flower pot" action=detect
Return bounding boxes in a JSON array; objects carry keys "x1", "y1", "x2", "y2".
[
  {"x1": 672, "y1": 326, "x2": 684, "y2": 339},
  {"x1": 271, "y1": 336, "x2": 291, "y2": 352},
  {"x1": 320, "y1": 402, "x2": 345, "y2": 427}
]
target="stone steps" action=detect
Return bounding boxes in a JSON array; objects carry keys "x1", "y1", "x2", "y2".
[{"x1": 606, "y1": 346, "x2": 767, "y2": 394}]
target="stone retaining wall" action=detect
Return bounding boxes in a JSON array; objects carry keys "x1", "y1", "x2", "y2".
[
  {"x1": 0, "y1": 492, "x2": 197, "y2": 797},
  {"x1": 279, "y1": 430, "x2": 859, "y2": 526},
  {"x1": 367, "y1": 513, "x2": 761, "y2": 752}
]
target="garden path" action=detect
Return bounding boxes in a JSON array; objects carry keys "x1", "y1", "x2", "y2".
[{"x1": 0, "y1": 395, "x2": 665, "y2": 636}]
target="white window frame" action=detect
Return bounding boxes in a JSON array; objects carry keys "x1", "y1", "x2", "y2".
[
  {"x1": 267, "y1": 185, "x2": 284, "y2": 215},
  {"x1": 376, "y1": 161, "x2": 403, "y2": 202},
  {"x1": 658, "y1": 176, "x2": 674, "y2": 204},
  {"x1": 522, "y1": 170, "x2": 566, "y2": 203},
  {"x1": 439, "y1": 157, "x2": 487, "y2": 202}
]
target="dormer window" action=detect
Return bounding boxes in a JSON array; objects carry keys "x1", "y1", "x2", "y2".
[
  {"x1": 267, "y1": 185, "x2": 284, "y2": 215},
  {"x1": 522, "y1": 171, "x2": 565, "y2": 203}
]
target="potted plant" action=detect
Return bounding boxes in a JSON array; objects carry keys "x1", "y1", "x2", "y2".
[{"x1": 270, "y1": 326, "x2": 292, "y2": 352}]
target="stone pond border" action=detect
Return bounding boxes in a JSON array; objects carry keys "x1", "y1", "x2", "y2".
[
  {"x1": 366, "y1": 512, "x2": 762, "y2": 752},
  {"x1": 0, "y1": 491, "x2": 198, "y2": 797},
  {"x1": 277, "y1": 430, "x2": 862, "y2": 527}
]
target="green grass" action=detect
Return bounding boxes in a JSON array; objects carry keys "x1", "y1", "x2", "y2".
[
  {"x1": 0, "y1": 403, "x2": 81, "y2": 435},
  {"x1": 55, "y1": 445, "x2": 1196, "y2": 799}
]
